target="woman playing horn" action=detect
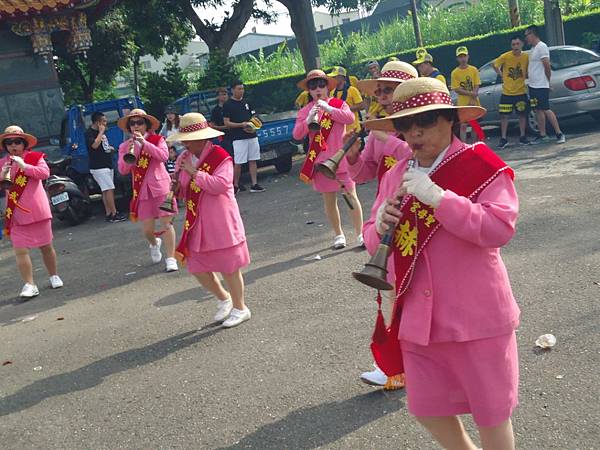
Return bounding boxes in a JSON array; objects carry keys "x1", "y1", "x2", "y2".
[
  {"x1": 167, "y1": 113, "x2": 251, "y2": 328},
  {"x1": 363, "y1": 77, "x2": 519, "y2": 449},
  {"x1": 117, "y1": 108, "x2": 178, "y2": 272},
  {"x1": 0, "y1": 126, "x2": 63, "y2": 298},
  {"x1": 292, "y1": 69, "x2": 364, "y2": 250}
]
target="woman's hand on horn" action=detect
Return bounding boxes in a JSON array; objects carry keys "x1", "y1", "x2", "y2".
[
  {"x1": 317, "y1": 99, "x2": 333, "y2": 113},
  {"x1": 376, "y1": 190, "x2": 404, "y2": 234},
  {"x1": 305, "y1": 105, "x2": 319, "y2": 125},
  {"x1": 10, "y1": 155, "x2": 26, "y2": 170},
  {"x1": 402, "y1": 169, "x2": 444, "y2": 208}
]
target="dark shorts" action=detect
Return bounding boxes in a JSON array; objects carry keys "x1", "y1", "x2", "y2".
[
  {"x1": 529, "y1": 87, "x2": 550, "y2": 110},
  {"x1": 499, "y1": 94, "x2": 529, "y2": 115}
]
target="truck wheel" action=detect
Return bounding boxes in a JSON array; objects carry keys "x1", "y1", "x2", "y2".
[
  {"x1": 527, "y1": 110, "x2": 539, "y2": 134},
  {"x1": 66, "y1": 206, "x2": 82, "y2": 226},
  {"x1": 274, "y1": 154, "x2": 293, "y2": 174}
]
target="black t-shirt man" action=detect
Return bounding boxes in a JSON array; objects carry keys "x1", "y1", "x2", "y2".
[
  {"x1": 85, "y1": 127, "x2": 113, "y2": 170},
  {"x1": 222, "y1": 98, "x2": 256, "y2": 141},
  {"x1": 211, "y1": 104, "x2": 225, "y2": 127}
]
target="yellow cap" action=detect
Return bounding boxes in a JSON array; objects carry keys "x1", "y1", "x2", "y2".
[
  {"x1": 456, "y1": 46, "x2": 469, "y2": 56},
  {"x1": 327, "y1": 66, "x2": 347, "y2": 77}
]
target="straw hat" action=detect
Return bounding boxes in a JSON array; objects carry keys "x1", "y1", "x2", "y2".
[
  {"x1": 117, "y1": 108, "x2": 161, "y2": 132},
  {"x1": 0, "y1": 125, "x2": 37, "y2": 148},
  {"x1": 166, "y1": 113, "x2": 223, "y2": 142},
  {"x1": 357, "y1": 60, "x2": 418, "y2": 96},
  {"x1": 297, "y1": 69, "x2": 337, "y2": 91},
  {"x1": 364, "y1": 77, "x2": 486, "y2": 132}
]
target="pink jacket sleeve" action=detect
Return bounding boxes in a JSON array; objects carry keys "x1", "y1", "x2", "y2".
[
  {"x1": 329, "y1": 101, "x2": 355, "y2": 125},
  {"x1": 434, "y1": 172, "x2": 519, "y2": 248},
  {"x1": 23, "y1": 157, "x2": 50, "y2": 180},
  {"x1": 194, "y1": 160, "x2": 232, "y2": 195},
  {"x1": 293, "y1": 104, "x2": 310, "y2": 140},
  {"x1": 174, "y1": 150, "x2": 189, "y2": 172},
  {"x1": 348, "y1": 135, "x2": 378, "y2": 183},
  {"x1": 142, "y1": 136, "x2": 168, "y2": 162},
  {"x1": 117, "y1": 141, "x2": 132, "y2": 175}
]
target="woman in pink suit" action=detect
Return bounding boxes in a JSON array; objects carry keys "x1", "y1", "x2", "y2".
[
  {"x1": 363, "y1": 78, "x2": 520, "y2": 449},
  {"x1": 167, "y1": 113, "x2": 251, "y2": 328},
  {"x1": 293, "y1": 69, "x2": 364, "y2": 250},
  {"x1": 0, "y1": 126, "x2": 62, "y2": 299},
  {"x1": 117, "y1": 109, "x2": 178, "y2": 273}
]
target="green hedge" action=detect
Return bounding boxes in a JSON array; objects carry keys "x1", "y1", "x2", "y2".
[{"x1": 245, "y1": 9, "x2": 600, "y2": 113}]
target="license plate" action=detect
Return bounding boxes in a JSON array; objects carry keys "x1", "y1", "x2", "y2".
[
  {"x1": 260, "y1": 150, "x2": 278, "y2": 161},
  {"x1": 51, "y1": 192, "x2": 69, "y2": 205}
]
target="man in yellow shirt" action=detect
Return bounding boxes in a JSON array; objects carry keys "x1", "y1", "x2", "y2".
[
  {"x1": 328, "y1": 66, "x2": 366, "y2": 133},
  {"x1": 413, "y1": 49, "x2": 447, "y2": 85},
  {"x1": 493, "y1": 35, "x2": 530, "y2": 148},
  {"x1": 451, "y1": 46, "x2": 481, "y2": 141},
  {"x1": 295, "y1": 90, "x2": 310, "y2": 109}
]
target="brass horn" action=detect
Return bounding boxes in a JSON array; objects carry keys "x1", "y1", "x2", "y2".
[
  {"x1": 123, "y1": 139, "x2": 137, "y2": 164},
  {"x1": 159, "y1": 171, "x2": 180, "y2": 213},
  {"x1": 308, "y1": 116, "x2": 320, "y2": 131},
  {"x1": 316, "y1": 133, "x2": 359, "y2": 180},
  {"x1": 0, "y1": 160, "x2": 13, "y2": 190}
]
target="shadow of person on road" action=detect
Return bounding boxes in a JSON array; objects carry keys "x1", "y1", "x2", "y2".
[
  {"x1": 0, "y1": 326, "x2": 222, "y2": 417},
  {"x1": 154, "y1": 286, "x2": 213, "y2": 307},
  {"x1": 218, "y1": 390, "x2": 405, "y2": 450}
]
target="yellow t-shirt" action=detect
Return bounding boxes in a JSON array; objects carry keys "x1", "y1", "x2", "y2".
[
  {"x1": 368, "y1": 99, "x2": 385, "y2": 119},
  {"x1": 331, "y1": 85, "x2": 363, "y2": 133},
  {"x1": 451, "y1": 65, "x2": 481, "y2": 106},
  {"x1": 429, "y1": 69, "x2": 446, "y2": 86},
  {"x1": 494, "y1": 51, "x2": 529, "y2": 96},
  {"x1": 295, "y1": 91, "x2": 310, "y2": 109}
]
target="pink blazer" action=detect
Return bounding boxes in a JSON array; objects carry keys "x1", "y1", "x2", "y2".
[
  {"x1": 293, "y1": 99, "x2": 355, "y2": 173},
  {"x1": 348, "y1": 131, "x2": 412, "y2": 184},
  {"x1": 1, "y1": 151, "x2": 52, "y2": 226},
  {"x1": 363, "y1": 137, "x2": 520, "y2": 345},
  {"x1": 118, "y1": 133, "x2": 170, "y2": 200},
  {"x1": 175, "y1": 145, "x2": 246, "y2": 253}
]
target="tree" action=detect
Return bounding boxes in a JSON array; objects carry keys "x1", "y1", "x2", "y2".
[{"x1": 140, "y1": 60, "x2": 192, "y2": 118}]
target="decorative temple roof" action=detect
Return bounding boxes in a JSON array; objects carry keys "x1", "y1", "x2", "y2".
[{"x1": 0, "y1": 1, "x2": 110, "y2": 21}]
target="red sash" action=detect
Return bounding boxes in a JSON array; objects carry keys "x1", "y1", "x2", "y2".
[
  {"x1": 129, "y1": 134, "x2": 164, "y2": 222},
  {"x1": 174, "y1": 145, "x2": 231, "y2": 265},
  {"x1": 3, "y1": 151, "x2": 44, "y2": 237},
  {"x1": 372, "y1": 143, "x2": 514, "y2": 377},
  {"x1": 299, "y1": 97, "x2": 344, "y2": 183}
]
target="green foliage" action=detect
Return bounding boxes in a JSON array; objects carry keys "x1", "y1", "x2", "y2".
[
  {"x1": 140, "y1": 59, "x2": 192, "y2": 118},
  {"x1": 581, "y1": 32, "x2": 600, "y2": 50},
  {"x1": 197, "y1": 49, "x2": 241, "y2": 91}
]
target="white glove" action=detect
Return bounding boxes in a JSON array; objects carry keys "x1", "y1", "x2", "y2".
[
  {"x1": 10, "y1": 155, "x2": 26, "y2": 169},
  {"x1": 305, "y1": 105, "x2": 319, "y2": 125},
  {"x1": 317, "y1": 99, "x2": 333, "y2": 113},
  {"x1": 375, "y1": 201, "x2": 388, "y2": 235},
  {"x1": 401, "y1": 169, "x2": 445, "y2": 208}
]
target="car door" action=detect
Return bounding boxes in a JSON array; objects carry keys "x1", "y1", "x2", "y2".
[{"x1": 477, "y1": 62, "x2": 503, "y2": 126}]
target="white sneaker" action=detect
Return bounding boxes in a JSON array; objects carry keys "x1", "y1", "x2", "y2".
[
  {"x1": 149, "y1": 237, "x2": 162, "y2": 263},
  {"x1": 20, "y1": 283, "x2": 39, "y2": 298},
  {"x1": 357, "y1": 233, "x2": 365, "y2": 248},
  {"x1": 360, "y1": 365, "x2": 387, "y2": 386},
  {"x1": 333, "y1": 234, "x2": 346, "y2": 250},
  {"x1": 214, "y1": 297, "x2": 233, "y2": 322},
  {"x1": 222, "y1": 307, "x2": 251, "y2": 328},
  {"x1": 49, "y1": 275, "x2": 63, "y2": 289},
  {"x1": 165, "y1": 257, "x2": 178, "y2": 272}
]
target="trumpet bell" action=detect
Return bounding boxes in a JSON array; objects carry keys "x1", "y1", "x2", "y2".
[
  {"x1": 351, "y1": 241, "x2": 394, "y2": 291},
  {"x1": 0, "y1": 180, "x2": 12, "y2": 190},
  {"x1": 123, "y1": 152, "x2": 137, "y2": 164},
  {"x1": 159, "y1": 192, "x2": 176, "y2": 213},
  {"x1": 316, "y1": 148, "x2": 345, "y2": 180},
  {"x1": 308, "y1": 120, "x2": 320, "y2": 131}
]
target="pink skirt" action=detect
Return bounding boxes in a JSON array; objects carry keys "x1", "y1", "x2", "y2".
[
  {"x1": 187, "y1": 241, "x2": 250, "y2": 274},
  {"x1": 136, "y1": 193, "x2": 178, "y2": 221},
  {"x1": 10, "y1": 219, "x2": 53, "y2": 249},
  {"x1": 311, "y1": 170, "x2": 356, "y2": 193},
  {"x1": 402, "y1": 332, "x2": 519, "y2": 427}
]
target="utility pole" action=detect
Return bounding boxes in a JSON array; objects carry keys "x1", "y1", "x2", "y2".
[
  {"x1": 543, "y1": 0, "x2": 565, "y2": 46},
  {"x1": 410, "y1": 0, "x2": 423, "y2": 48},
  {"x1": 508, "y1": 0, "x2": 521, "y2": 27}
]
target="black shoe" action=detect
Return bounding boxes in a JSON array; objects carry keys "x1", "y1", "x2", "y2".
[
  {"x1": 234, "y1": 185, "x2": 246, "y2": 195},
  {"x1": 498, "y1": 138, "x2": 508, "y2": 149},
  {"x1": 249, "y1": 184, "x2": 266, "y2": 193},
  {"x1": 110, "y1": 212, "x2": 127, "y2": 222},
  {"x1": 556, "y1": 133, "x2": 566, "y2": 144},
  {"x1": 519, "y1": 136, "x2": 531, "y2": 145},
  {"x1": 531, "y1": 135, "x2": 549, "y2": 145},
  {"x1": 105, "y1": 214, "x2": 113, "y2": 222}
]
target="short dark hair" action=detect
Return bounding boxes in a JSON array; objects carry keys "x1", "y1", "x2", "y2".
[
  {"x1": 91, "y1": 112, "x2": 105, "y2": 123},
  {"x1": 525, "y1": 25, "x2": 540, "y2": 37},
  {"x1": 231, "y1": 80, "x2": 244, "y2": 89},
  {"x1": 510, "y1": 35, "x2": 523, "y2": 43},
  {"x1": 216, "y1": 87, "x2": 228, "y2": 95}
]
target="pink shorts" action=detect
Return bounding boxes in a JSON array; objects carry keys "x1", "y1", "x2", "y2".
[
  {"x1": 311, "y1": 170, "x2": 355, "y2": 194},
  {"x1": 187, "y1": 241, "x2": 250, "y2": 274},
  {"x1": 402, "y1": 332, "x2": 519, "y2": 427},
  {"x1": 10, "y1": 219, "x2": 53, "y2": 249},
  {"x1": 136, "y1": 194, "x2": 178, "y2": 221}
]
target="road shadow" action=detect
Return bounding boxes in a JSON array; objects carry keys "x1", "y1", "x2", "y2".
[
  {"x1": 0, "y1": 326, "x2": 222, "y2": 417},
  {"x1": 218, "y1": 390, "x2": 405, "y2": 450},
  {"x1": 154, "y1": 286, "x2": 213, "y2": 307}
]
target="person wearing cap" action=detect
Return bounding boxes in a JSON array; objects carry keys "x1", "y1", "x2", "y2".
[
  {"x1": 366, "y1": 60, "x2": 381, "y2": 79},
  {"x1": 363, "y1": 77, "x2": 519, "y2": 448},
  {"x1": 0, "y1": 126, "x2": 63, "y2": 298},
  {"x1": 117, "y1": 108, "x2": 179, "y2": 273},
  {"x1": 167, "y1": 113, "x2": 251, "y2": 328},
  {"x1": 349, "y1": 60, "x2": 417, "y2": 390},
  {"x1": 293, "y1": 69, "x2": 364, "y2": 250},
  {"x1": 413, "y1": 49, "x2": 447, "y2": 85},
  {"x1": 328, "y1": 66, "x2": 366, "y2": 134},
  {"x1": 450, "y1": 46, "x2": 484, "y2": 142}
]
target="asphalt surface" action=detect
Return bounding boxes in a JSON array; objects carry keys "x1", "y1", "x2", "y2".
[{"x1": 1, "y1": 116, "x2": 599, "y2": 449}]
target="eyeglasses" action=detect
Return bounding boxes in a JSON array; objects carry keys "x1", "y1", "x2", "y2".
[
  {"x1": 393, "y1": 111, "x2": 442, "y2": 132},
  {"x1": 128, "y1": 119, "x2": 146, "y2": 126},
  {"x1": 307, "y1": 79, "x2": 328, "y2": 90},
  {"x1": 374, "y1": 86, "x2": 395, "y2": 96},
  {"x1": 4, "y1": 138, "x2": 25, "y2": 146}
]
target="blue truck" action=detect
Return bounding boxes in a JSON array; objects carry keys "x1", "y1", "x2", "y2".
[{"x1": 174, "y1": 91, "x2": 299, "y2": 174}]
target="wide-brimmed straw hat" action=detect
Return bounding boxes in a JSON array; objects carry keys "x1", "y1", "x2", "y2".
[
  {"x1": 357, "y1": 60, "x2": 418, "y2": 96},
  {"x1": 166, "y1": 113, "x2": 223, "y2": 142},
  {"x1": 117, "y1": 108, "x2": 161, "y2": 132},
  {"x1": 364, "y1": 77, "x2": 486, "y2": 132},
  {"x1": 0, "y1": 125, "x2": 37, "y2": 148},
  {"x1": 297, "y1": 69, "x2": 337, "y2": 91}
]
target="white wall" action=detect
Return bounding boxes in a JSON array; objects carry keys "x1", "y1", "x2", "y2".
[{"x1": 312, "y1": 10, "x2": 360, "y2": 31}]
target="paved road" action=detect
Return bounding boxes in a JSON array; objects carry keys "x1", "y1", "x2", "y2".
[{"x1": 1, "y1": 118, "x2": 599, "y2": 449}]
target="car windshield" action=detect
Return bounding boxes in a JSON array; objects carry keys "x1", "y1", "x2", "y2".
[
  {"x1": 479, "y1": 63, "x2": 500, "y2": 87},
  {"x1": 550, "y1": 48, "x2": 600, "y2": 70}
]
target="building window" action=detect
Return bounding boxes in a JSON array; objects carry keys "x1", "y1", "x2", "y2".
[{"x1": 142, "y1": 61, "x2": 151, "y2": 69}]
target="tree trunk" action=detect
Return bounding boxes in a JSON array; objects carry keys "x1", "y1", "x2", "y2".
[
  {"x1": 70, "y1": 58, "x2": 94, "y2": 103},
  {"x1": 543, "y1": 0, "x2": 565, "y2": 46},
  {"x1": 278, "y1": 0, "x2": 321, "y2": 72},
  {"x1": 410, "y1": 0, "x2": 423, "y2": 48},
  {"x1": 508, "y1": 0, "x2": 521, "y2": 27},
  {"x1": 133, "y1": 52, "x2": 140, "y2": 97}
]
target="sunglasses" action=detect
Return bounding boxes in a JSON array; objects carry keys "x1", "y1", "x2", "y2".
[
  {"x1": 128, "y1": 119, "x2": 146, "y2": 126},
  {"x1": 307, "y1": 79, "x2": 328, "y2": 90},
  {"x1": 374, "y1": 86, "x2": 395, "y2": 96},
  {"x1": 4, "y1": 138, "x2": 25, "y2": 146},
  {"x1": 393, "y1": 111, "x2": 443, "y2": 132}
]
